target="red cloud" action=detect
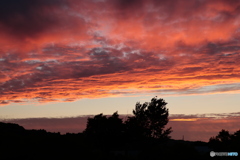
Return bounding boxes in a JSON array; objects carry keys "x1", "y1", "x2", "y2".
[{"x1": 0, "y1": 0, "x2": 240, "y2": 105}]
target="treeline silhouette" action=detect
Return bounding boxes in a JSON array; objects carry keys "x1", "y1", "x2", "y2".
[
  {"x1": 0, "y1": 97, "x2": 239, "y2": 160},
  {"x1": 209, "y1": 129, "x2": 240, "y2": 152},
  {"x1": 83, "y1": 97, "x2": 172, "y2": 145}
]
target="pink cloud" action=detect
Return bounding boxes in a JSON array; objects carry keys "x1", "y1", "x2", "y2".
[{"x1": 0, "y1": 0, "x2": 240, "y2": 105}]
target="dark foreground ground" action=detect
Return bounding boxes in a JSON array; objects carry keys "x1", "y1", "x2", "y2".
[{"x1": 0, "y1": 122, "x2": 239, "y2": 160}]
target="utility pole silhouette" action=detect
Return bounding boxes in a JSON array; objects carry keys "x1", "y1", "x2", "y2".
[{"x1": 124, "y1": 110, "x2": 129, "y2": 122}]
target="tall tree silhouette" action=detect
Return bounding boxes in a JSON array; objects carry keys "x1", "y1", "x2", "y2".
[{"x1": 125, "y1": 97, "x2": 172, "y2": 140}]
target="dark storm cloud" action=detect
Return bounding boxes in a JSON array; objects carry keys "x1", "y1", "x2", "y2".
[
  {"x1": 113, "y1": 0, "x2": 144, "y2": 15},
  {"x1": 0, "y1": 0, "x2": 68, "y2": 39},
  {"x1": 200, "y1": 42, "x2": 240, "y2": 55}
]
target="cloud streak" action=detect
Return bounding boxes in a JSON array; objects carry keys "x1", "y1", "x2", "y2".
[
  {"x1": 0, "y1": 0, "x2": 240, "y2": 105},
  {"x1": 168, "y1": 112, "x2": 240, "y2": 141}
]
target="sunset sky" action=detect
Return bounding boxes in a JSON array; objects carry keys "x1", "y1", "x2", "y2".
[{"x1": 0, "y1": 0, "x2": 240, "y2": 141}]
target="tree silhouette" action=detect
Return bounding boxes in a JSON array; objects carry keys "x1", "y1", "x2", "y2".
[
  {"x1": 125, "y1": 97, "x2": 172, "y2": 140},
  {"x1": 209, "y1": 129, "x2": 240, "y2": 152},
  {"x1": 209, "y1": 129, "x2": 231, "y2": 144},
  {"x1": 216, "y1": 129, "x2": 231, "y2": 142},
  {"x1": 232, "y1": 130, "x2": 240, "y2": 141},
  {"x1": 83, "y1": 96, "x2": 172, "y2": 151},
  {"x1": 83, "y1": 111, "x2": 123, "y2": 144},
  {"x1": 84, "y1": 113, "x2": 108, "y2": 137}
]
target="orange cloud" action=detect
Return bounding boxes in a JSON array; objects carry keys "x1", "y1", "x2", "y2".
[
  {"x1": 1, "y1": 0, "x2": 240, "y2": 105},
  {"x1": 170, "y1": 118, "x2": 198, "y2": 121}
]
